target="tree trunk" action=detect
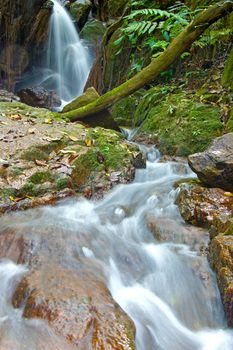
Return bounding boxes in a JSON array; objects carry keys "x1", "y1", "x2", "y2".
[{"x1": 61, "y1": 1, "x2": 233, "y2": 122}]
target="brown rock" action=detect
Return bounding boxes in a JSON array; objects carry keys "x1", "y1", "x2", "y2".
[
  {"x1": 209, "y1": 235, "x2": 233, "y2": 327},
  {"x1": 18, "y1": 86, "x2": 61, "y2": 110},
  {"x1": 176, "y1": 182, "x2": 233, "y2": 229}
]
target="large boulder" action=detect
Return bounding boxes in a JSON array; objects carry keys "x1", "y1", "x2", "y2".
[
  {"x1": 18, "y1": 86, "x2": 61, "y2": 109},
  {"x1": 188, "y1": 133, "x2": 233, "y2": 191},
  {"x1": 0, "y1": 221, "x2": 136, "y2": 349}
]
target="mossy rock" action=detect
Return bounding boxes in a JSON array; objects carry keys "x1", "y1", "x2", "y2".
[
  {"x1": 69, "y1": 1, "x2": 92, "y2": 29},
  {"x1": 138, "y1": 90, "x2": 223, "y2": 156},
  {"x1": 80, "y1": 19, "x2": 106, "y2": 45},
  {"x1": 0, "y1": 101, "x2": 58, "y2": 120},
  {"x1": 108, "y1": 0, "x2": 129, "y2": 18},
  {"x1": 226, "y1": 108, "x2": 233, "y2": 132}
]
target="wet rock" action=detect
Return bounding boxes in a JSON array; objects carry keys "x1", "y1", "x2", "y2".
[
  {"x1": 0, "y1": 224, "x2": 136, "y2": 349},
  {"x1": 209, "y1": 234, "x2": 233, "y2": 327},
  {"x1": 18, "y1": 86, "x2": 61, "y2": 110},
  {"x1": 188, "y1": 133, "x2": 233, "y2": 191},
  {"x1": 13, "y1": 266, "x2": 135, "y2": 349},
  {"x1": 176, "y1": 182, "x2": 233, "y2": 229}
]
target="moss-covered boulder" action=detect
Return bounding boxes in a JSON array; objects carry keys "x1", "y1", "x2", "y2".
[
  {"x1": 80, "y1": 19, "x2": 106, "y2": 46},
  {"x1": 136, "y1": 90, "x2": 223, "y2": 156}
]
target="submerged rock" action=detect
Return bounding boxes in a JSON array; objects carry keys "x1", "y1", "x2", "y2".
[
  {"x1": 18, "y1": 86, "x2": 61, "y2": 110},
  {"x1": 188, "y1": 133, "x2": 233, "y2": 192}
]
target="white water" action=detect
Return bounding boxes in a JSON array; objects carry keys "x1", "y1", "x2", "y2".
[
  {"x1": 0, "y1": 146, "x2": 233, "y2": 349},
  {"x1": 45, "y1": 0, "x2": 91, "y2": 104},
  {"x1": 18, "y1": 0, "x2": 91, "y2": 107}
]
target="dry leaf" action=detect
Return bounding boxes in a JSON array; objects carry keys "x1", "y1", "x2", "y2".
[
  {"x1": 28, "y1": 128, "x2": 36, "y2": 134},
  {"x1": 35, "y1": 159, "x2": 47, "y2": 166},
  {"x1": 44, "y1": 118, "x2": 53, "y2": 124},
  {"x1": 59, "y1": 149, "x2": 77, "y2": 155},
  {"x1": 9, "y1": 114, "x2": 22, "y2": 120},
  {"x1": 68, "y1": 135, "x2": 79, "y2": 142}
]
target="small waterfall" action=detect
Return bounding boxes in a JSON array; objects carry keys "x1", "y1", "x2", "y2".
[{"x1": 44, "y1": 0, "x2": 91, "y2": 104}]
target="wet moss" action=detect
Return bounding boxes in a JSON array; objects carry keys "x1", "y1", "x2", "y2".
[
  {"x1": 0, "y1": 188, "x2": 18, "y2": 198},
  {"x1": 21, "y1": 140, "x2": 67, "y2": 161},
  {"x1": 56, "y1": 177, "x2": 72, "y2": 191},
  {"x1": 18, "y1": 182, "x2": 52, "y2": 197}
]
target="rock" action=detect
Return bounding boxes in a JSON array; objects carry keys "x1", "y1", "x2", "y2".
[
  {"x1": 222, "y1": 46, "x2": 233, "y2": 89},
  {"x1": 0, "y1": 101, "x2": 144, "y2": 214},
  {"x1": 188, "y1": 133, "x2": 233, "y2": 191},
  {"x1": 0, "y1": 222, "x2": 136, "y2": 349},
  {"x1": 0, "y1": 90, "x2": 20, "y2": 102},
  {"x1": 176, "y1": 181, "x2": 233, "y2": 229},
  {"x1": 209, "y1": 234, "x2": 233, "y2": 327},
  {"x1": 62, "y1": 87, "x2": 120, "y2": 131},
  {"x1": 18, "y1": 86, "x2": 61, "y2": 110},
  {"x1": 69, "y1": 1, "x2": 92, "y2": 30}
]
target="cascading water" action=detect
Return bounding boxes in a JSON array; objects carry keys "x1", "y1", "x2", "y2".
[
  {"x1": 45, "y1": 0, "x2": 91, "y2": 103},
  {"x1": 0, "y1": 145, "x2": 233, "y2": 349}
]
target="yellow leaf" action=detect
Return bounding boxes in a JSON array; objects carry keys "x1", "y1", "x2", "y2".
[
  {"x1": 85, "y1": 138, "x2": 93, "y2": 147},
  {"x1": 44, "y1": 118, "x2": 53, "y2": 124},
  {"x1": 9, "y1": 195, "x2": 15, "y2": 201},
  {"x1": 224, "y1": 192, "x2": 233, "y2": 197}
]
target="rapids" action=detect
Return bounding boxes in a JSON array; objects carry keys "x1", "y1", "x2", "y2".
[{"x1": 0, "y1": 145, "x2": 232, "y2": 349}]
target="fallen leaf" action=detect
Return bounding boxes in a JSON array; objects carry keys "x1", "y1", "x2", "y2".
[
  {"x1": 44, "y1": 118, "x2": 53, "y2": 124},
  {"x1": 35, "y1": 159, "x2": 47, "y2": 166},
  {"x1": 9, "y1": 114, "x2": 22, "y2": 120},
  {"x1": 224, "y1": 192, "x2": 233, "y2": 197},
  {"x1": 59, "y1": 149, "x2": 77, "y2": 155},
  {"x1": 68, "y1": 135, "x2": 79, "y2": 142},
  {"x1": 28, "y1": 128, "x2": 36, "y2": 134},
  {"x1": 85, "y1": 138, "x2": 93, "y2": 147}
]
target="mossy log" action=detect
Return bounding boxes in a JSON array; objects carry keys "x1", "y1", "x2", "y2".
[{"x1": 61, "y1": 1, "x2": 233, "y2": 122}]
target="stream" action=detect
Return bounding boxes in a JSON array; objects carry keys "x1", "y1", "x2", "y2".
[{"x1": 0, "y1": 145, "x2": 232, "y2": 349}]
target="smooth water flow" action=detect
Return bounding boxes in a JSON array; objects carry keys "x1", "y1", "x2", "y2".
[
  {"x1": 0, "y1": 146, "x2": 232, "y2": 349},
  {"x1": 45, "y1": 0, "x2": 91, "y2": 103}
]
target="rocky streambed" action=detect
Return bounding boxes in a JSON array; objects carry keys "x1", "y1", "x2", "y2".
[{"x1": 0, "y1": 97, "x2": 233, "y2": 349}]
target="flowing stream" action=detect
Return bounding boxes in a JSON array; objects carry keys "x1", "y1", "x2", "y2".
[{"x1": 0, "y1": 145, "x2": 233, "y2": 349}]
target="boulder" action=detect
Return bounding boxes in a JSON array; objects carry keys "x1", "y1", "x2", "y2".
[
  {"x1": 188, "y1": 133, "x2": 233, "y2": 191},
  {"x1": 176, "y1": 181, "x2": 233, "y2": 229},
  {"x1": 209, "y1": 233, "x2": 233, "y2": 327},
  {"x1": 18, "y1": 86, "x2": 61, "y2": 109},
  {"x1": 0, "y1": 224, "x2": 136, "y2": 349},
  {"x1": 69, "y1": 1, "x2": 92, "y2": 29},
  {"x1": 0, "y1": 89, "x2": 20, "y2": 102},
  {"x1": 62, "y1": 87, "x2": 120, "y2": 130}
]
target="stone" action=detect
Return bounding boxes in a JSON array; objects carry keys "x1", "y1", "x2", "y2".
[
  {"x1": 176, "y1": 181, "x2": 233, "y2": 229},
  {"x1": 0, "y1": 223, "x2": 136, "y2": 349},
  {"x1": 69, "y1": 1, "x2": 92, "y2": 29},
  {"x1": 188, "y1": 133, "x2": 233, "y2": 191},
  {"x1": 209, "y1": 235, "x2": 233, "y2": 327},
  {"x1": 0, "y1": 90, "x2": 20, "y2": 102},
  {"x1": 18, "y1": 86, "x2": 61, "y2": 110}
]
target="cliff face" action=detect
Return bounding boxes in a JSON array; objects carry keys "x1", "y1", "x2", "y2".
[{"x1": 0, "y1": 0, "x2": 51, "y2": 90}]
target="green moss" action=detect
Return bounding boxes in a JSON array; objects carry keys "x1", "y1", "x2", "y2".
[
  {"x1": 140, "y1": 91, "x2": 223, "y2": 156},
  {"x1": 222, "y1": 46, "x2": 233, "y2": 89},
  {"x1": 21, "y1": 140, "x2": 66, "y2": 161},
  {"x1": 9, "y1": 167, "x2": 25, "y2": 178},
  {"x1": 18, "y1": 182, "x2": 52, "y2": 197},
  {"x1": 56, "y1": 177, "x2": 71, "y2": 191},
  {"x1": 226, "y1": 108, "x2": 233, "y2": 132},
  {"x1": 29, "y1": 171, "x2": 55, "y2": 184},
  {"x1": 0, "y1": 188, "x2": 18, "y2": 198},
  {"x1": 72, "y1": 149, "x2": 103, "y2": 188},
  {"x1": 21, "y1": 147, "x2": 49, "y2": 161}
]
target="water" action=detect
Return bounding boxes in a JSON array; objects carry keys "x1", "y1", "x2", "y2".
[
  {"x1": 45, "y1": 0, "x2": 91, "y2": 104},
  {"x1": 18, "y1": 0, "x2": 91, "y2": 107},
  {"x1": 0, "y1": 146, "x2": 232, "y2": 349}
]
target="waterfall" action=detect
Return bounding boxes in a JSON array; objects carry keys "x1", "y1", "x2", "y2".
[{"x1": 44, "y1": 0, "x2": 91, "y2": 104}]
